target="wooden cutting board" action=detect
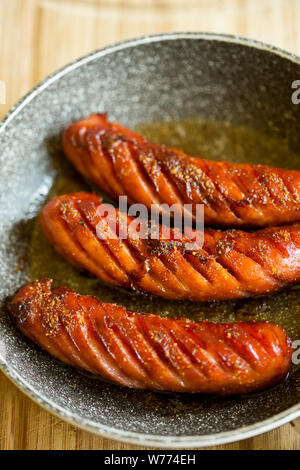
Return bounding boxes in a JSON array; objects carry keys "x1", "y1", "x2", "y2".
[{"x1": 0, "y1": 0, "x2": 299, "y2": 450}]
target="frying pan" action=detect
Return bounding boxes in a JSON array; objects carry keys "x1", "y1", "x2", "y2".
[{"x1": 0, "y1": 32, "x2": 299, "y2": 448}]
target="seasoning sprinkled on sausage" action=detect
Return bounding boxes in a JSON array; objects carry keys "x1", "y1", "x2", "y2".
[
  {"x1": 62, "y1": 113, "x2": 300, "y2": 228},
  {"x1": 9, "y1": 280, "x2": 293, "y2": 395},
  {"x1": 39, "y1": 192, "x2": 300, "y2": 301}
]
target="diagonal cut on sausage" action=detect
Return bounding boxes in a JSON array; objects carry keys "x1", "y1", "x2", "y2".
[
  {"x1": 9, "y1": 280, "x2": 293, "y2": 395},
  {"x1": 39, "y1": 192, "x2": 300, "y2": 301},
  {"x1": 62, "y1": 113, "x2": 300, "y2": 228}
]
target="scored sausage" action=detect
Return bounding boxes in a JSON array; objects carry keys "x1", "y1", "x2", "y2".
[
  {"x1": 62, "y1": 113, "x2": 300, "y2": 228},
  {"x1": 40, "y1": 192, "x2": 300, "y2": 301},
  {"x1": 9, "y1": 279, "x2": 293, "y2": 395}
]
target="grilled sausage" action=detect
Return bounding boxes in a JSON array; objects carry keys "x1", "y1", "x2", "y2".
[
  {"x1": 9, "y1": 279, "x2": 293, "y2": 395},
  {"x1": 62, "y1": 113, "x2": 300, "y2": 228},
  {"x1": 39, "y1": 192, "x2": 300, "y2": 301}
]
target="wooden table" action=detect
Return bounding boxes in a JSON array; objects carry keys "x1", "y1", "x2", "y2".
[{"x1": 0, "y1": 0, "x2": 299, "y2": 450}]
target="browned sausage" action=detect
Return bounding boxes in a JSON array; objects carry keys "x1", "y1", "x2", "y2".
[
  {"x1": 62, "y1": 113, "x2": 300, "y2": 228},
  {"x1": 9, "y1": 280, "x2": 293, "y2": 395},
  {"x1": 39, "y1": 192, "x2": 300, "y2": 301}
]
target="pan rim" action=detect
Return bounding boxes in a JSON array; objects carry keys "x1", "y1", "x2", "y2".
[
  {"x1": 1, "y1": 360, "x2": 300, "y2": 448},
  {"x1": 0, "y1": 31, "x2": 299, "y2": 448}
]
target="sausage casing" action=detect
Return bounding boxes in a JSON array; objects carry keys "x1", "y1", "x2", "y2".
[
  {"x1": 39, "y1": 192, "x2": 300, "y2": 301},
  {"x1": 62, "y1": 113, "x2": 300, "y2": 228},
  {"x1": 9, "y1": 280, "x2": 293, "y2": 395}
]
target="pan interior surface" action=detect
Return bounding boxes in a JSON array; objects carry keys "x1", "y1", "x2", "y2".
[{"x1": 0, "y1": 33, "x2": 299, "y2": 446}]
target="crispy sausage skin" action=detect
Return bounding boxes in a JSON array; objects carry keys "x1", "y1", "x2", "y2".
[
  {"x1": 62, "y1": 113, "x2": 300, "y2": 228},
  {"x1": 9, "y1": 280, "x2": 292, "y2": 395},
  {"x1": 39, "y1": 192, "x2": 300, "y2": 301}
]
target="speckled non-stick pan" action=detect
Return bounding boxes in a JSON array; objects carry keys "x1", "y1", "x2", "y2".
[{"x1": 0, "y1": 33, "x2": 299, "y2": 448}]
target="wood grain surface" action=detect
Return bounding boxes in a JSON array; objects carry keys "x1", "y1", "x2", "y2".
[{"x1": 0, "y1": 0, "x2": 300, "y2": 450}]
